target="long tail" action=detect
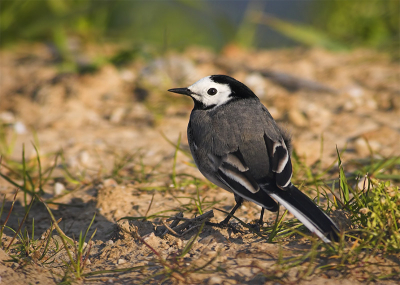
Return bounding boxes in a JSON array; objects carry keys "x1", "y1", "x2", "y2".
[{"x1": 266, "y1": 184, "x2": 340, "y2": 243}]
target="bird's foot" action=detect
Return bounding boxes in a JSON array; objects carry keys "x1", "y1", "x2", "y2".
[
  {"x1": 247, "y1": 220, "x2": 264, "y2": 232},
  {"x1": 206, "y1": 221, "x2": 243, "y2": 233}
]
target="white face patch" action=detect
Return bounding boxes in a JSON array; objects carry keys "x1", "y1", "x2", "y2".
[{"x1": 188, "y1": 76, "x2": 233, "y2": 108}]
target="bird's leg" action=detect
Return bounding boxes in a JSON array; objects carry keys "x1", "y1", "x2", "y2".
[
  {"x1": 207, "y1": 195, "x2": 243, "y2": 227},
  {"x1": 258, "y1": 208, "x2": 265, "y2": 226},
  {"x1": 248, "y1": 208, "x2": 265, "y2": 232},
  {"x1": 220, "y1": 195, "x2": 244, "y2": 225}
]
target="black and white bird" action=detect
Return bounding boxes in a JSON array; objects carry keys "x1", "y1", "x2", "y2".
[{"x1": 168, "y1": 75, "x2": 339, "y2": 243}]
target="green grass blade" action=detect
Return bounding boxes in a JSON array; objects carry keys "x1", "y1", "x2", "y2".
[
  {"x1": 336, "y1": 146, "x2": 349, "y2": 204},
  {"x1": 32, "y1": 143, "x2": 44, "y2": 195},
  {"x1": 178, "y1": 221, "x2": 205, "y2": 259},
  {"x1": 82, "y1": 213, "x2": 96, "y2": 243}
]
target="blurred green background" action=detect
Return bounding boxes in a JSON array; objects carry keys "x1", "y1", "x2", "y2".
[{"x1": 1, "y1": 0, "x2": 399, "y2": 57}]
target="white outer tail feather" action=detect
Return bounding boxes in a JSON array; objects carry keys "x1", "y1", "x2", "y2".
[{"x1": 270, "y1": 193, "x2": 332, "y2": 243}]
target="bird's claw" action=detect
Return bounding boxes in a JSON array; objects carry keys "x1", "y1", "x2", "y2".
[
  {"x1": 247, "y1": 222, "x2": 263, "y2": 232},
  {"x1": 205, "y1": 221, "x2": 243, "y2": 233}
]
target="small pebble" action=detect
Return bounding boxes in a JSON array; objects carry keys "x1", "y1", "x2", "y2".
[
  {"x1": 110, "y1": 107, "x2": 125, "y2": 123},
  {"x1": 357, "y1": 175, "x2": 370, "y2": 190},
  {"x1": 0, "y1": 111, "x2": 15, "y2": 123},
  {"x1": 348, "y1": 86, "x2": 364, "y2": 98},
  {"x1": 103, "y1": 178, "x2": 118, "y2": 187},
  {"x1": 199, "y1": 235, "x2": 214, "y2": 245},
  {"x1": 14, "y1": 121, "x2": 27, "y2": 134},
  {"x1": 120, "y1": 69, "x2": 135, "y2": 82},
  {"x1": 117, "y1": 258, "x2": 127, "y2": 265},
  {"x1": 79, "y1": 150, "x2": 91, "y2": 166},
  {"x1": 325, "y1": 269, "x2": 340, "y2": 278},
  {"x1": 54, "y1": 182, "x2": 65, "y2": 196},
  {"x1": 143, "y1": 232, "x2": 156, "y2": 241},
  {"x1": 208, "y1": 276, "x2": 223, "y2": 285}
]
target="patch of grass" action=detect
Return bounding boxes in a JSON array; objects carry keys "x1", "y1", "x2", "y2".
[
  {"x1": 0, "y1": 144, "x2": 66, "y2": 206},
  {"x1": 0, "y1": 143, "x2": 98, "y2": 283},
  {"x1": 0, "y1": 185, "x2": 93, "y2": 278},
  {"x1": 1, "y1": 123, "x2": 399, "y2": 283},
  {"x1": 39, "y1": 196, "x2": 97, "y2": 280},
  {"x1": 270, "y1": 150, "x2": 399, "y2": 281}
]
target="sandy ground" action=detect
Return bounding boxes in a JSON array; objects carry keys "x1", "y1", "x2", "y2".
[{"x1": 0, "y1": 44, "x2": 399, "y2": 284}]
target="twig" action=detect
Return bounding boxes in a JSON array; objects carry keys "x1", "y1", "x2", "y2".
[
  {"x1": 170, "y1": 210, "x2": 213, "y2": 236},
  {"x1": 40, "y1": 218, "x2": 62, "y2": 240},
  {"x1": 161, "y1": 219, "x2": 181, "y2": 237},
  {"x1": 160, "y1": 212, "x2": 183, "y2": 237},
  {"x1": 144, "y1": 193, "x2": 155, "y2": 219},
  {"x1": 156, "y1": 210, "x2": 214, "y2": 237}
]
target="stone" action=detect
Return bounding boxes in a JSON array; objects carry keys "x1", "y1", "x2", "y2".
[
  {"x1": 120, "y1": 69, "x2": 135, "y2": 82},
  {"x1": 117, "y1": 258, "x2": 127, "y2": 265},
  {"x1": 0, "y1": 111, "x2": 15, "y2": 123},
  {"x1": 54, "y1": 182, "x2": 65, "y2": 196},
  {"x1": 207, "y1": 276, "x2": 223, "y2": 285},
  {"x1": 79, "y1": 150, "x2": 91, "y2": 166},
  {"x1": 103, "y1": 178, "x2": 118, "y2": 188},
  {"x1": 14, "y1": 121, "x2": 27, "y2": 134},
  {"x1": 110, "y1": 107, "x2": 126, "y2": 124}
]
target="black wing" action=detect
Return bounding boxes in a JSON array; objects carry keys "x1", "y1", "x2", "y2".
[
  {"x1": 207, "y1": 149, "x2": 278, "y2": 211},
  {"x1": 263, "y1": 133, "x2": 293, "y2": 189}
]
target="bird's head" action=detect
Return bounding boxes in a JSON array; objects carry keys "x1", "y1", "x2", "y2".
[{"x1": 168, "y1": 75, "x2": 257, "y2": 110}]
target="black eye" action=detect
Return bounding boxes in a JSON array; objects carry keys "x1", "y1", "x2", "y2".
[{"x1": 207, "y1": 88, "x2": 217, "y2": 95}]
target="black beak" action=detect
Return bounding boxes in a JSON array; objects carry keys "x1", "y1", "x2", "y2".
[{"x1": 168, "y1": 88, "x2": 191, "y2": 96}]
